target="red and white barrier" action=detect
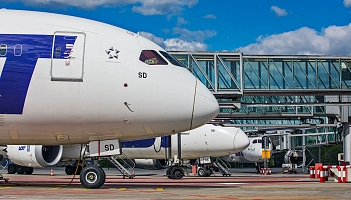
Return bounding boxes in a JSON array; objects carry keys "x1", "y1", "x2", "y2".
[
  {"x1": 318, "y1": 165, "x2": 349, "y2": 183},
  {"x1": 342, "y1": 166, "x2": 347, "y2": 183},
  {"x1": 260, "y1": 168, "x2": 271, "y2": 175},
  {"x1": 319, "y1": 167, "x2": 327, "y2": 183},
  {"x1": 315, "y1": 166, "x2": 320, "y2": 179},
  {"x1": 309, "y1": 166, "x2": 315, "y2": 179},
  {"x1": 337, "y1": 166, "x2": 343, "y2": 183}
]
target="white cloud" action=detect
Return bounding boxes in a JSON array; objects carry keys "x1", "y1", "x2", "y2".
[
  {"x1": 344, "y1": 0, "x2": 351, "y2": 7},
  {"x1": 236, "y1": 24, "x2": 351, "y2": 55},
  {"x1": 2, "y1": 0, "x2": 198, "y2": 15},
  {"x1": 139, "y1": 31, "x2": 165, "y2": 47},
  {"x1": 132, "y1": 0, "x2": 197, "y2": 15},
  {"x1": 203, "y1": 14, "x2": 216, "y2": 19},
  {"x1": 164, "y1": 39, "x2": 207, "y2": 51},
  {"x1": 139, "y1": 31, "x2": 208, "y2": 51},
  {"x1": 173, "y1": 27, "x2": 217, "y2": 42},
  {"x1": 1, "y1": 0, "x2": 130, "y2": 8},
  {"x1": 271, "y1": 6, "x2": 288, "y2": 17},
  {"x1": 177, "y1": 17, "x2": 189, "y2": 26}
]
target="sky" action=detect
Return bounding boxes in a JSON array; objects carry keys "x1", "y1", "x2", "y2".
[{"x1": 1, "y1": 0, "x2": 351, "y2": 55}]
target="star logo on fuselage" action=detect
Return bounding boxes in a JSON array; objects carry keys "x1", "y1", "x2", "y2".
[{"x1": 105, "y1": 47, "x2": 120, "y2": 59}]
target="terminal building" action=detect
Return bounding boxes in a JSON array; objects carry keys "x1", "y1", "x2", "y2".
[{"x1": 170, "y1": 51, "x2": 351, "y2": 165}]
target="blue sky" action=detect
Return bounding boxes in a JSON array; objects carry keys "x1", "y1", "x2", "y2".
[{"x1": 1, "y1": 0, "x2": 351, "y2": 55}]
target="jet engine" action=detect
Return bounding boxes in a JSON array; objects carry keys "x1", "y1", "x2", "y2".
[
  {"x1": 7, "y1": 145, "x2": 63, "y2": 167},
  {"x1": 134, "y1": 159, "x2": 167, "y2": 170}
]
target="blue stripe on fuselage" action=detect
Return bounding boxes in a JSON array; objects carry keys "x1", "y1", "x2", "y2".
[
  {"x1": 0, "y1": 34, "x2": 76, "y2": 114},
  {"x1": 122, "y1": 136, "x2": 170, "y2": 148}
]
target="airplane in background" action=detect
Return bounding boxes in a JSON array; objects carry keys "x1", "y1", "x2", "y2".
[
  {"x1": 4, "y1": 124, "x2": 250, "y2": 179},
  {"x1": 0, "y1": 9, "x2": 219, "y2": 188},
  {"x1": 221, "y1": 136, "x2": 273, "y2": 173}
]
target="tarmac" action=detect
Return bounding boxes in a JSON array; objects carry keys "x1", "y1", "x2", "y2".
[{"x1": 0, "y1": 167, "x2": 350, "y2": 199}]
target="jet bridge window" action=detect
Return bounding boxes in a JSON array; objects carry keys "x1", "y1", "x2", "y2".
[
  {"x1": 0, "y1": 44, "x2": 7, "y2": 56},
  {"x1": 159, "y1": 51, "x2": 185, "y2": 67},
  {"x1": 139, "y1": 50, "x2": 168, "y2": 65}
]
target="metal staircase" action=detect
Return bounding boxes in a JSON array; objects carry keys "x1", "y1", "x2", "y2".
[
  {"x1": 0, "y1": 156, "x2": 8, "y2": 182},
  {"x1": 109, "y1": 153, "x2": 135, "y2": 178},
  {"x1": 213, "y1": 157, "x2": 231, "y2": 176}
]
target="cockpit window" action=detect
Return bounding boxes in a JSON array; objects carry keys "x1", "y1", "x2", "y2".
[
  {"x1": 139, "y1": 50, "x2": 168, "y2": 65},
  {"x1": 159, "y1": 51, "x2": 185, "y2": 67}
]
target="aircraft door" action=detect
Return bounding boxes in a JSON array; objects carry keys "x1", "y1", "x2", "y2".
[{"x1": 51, "y1": 31, "x2": 86, "y2": 82}]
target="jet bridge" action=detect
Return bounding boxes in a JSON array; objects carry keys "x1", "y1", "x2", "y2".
[
  {"x1": 170, "y1": 51, "x2": 351, "y2": 166},
  {"x1": 170, "y1": 52, "x2": 351, "y2": 123},
  {"x1": 170, "y1": 52, "x2": 351, "y2": 96}
]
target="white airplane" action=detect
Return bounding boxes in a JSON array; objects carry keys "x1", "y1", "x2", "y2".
[
  {"x1": 0, "y1": 9, "x2": 219, "y2": 188},
  {"x1": 4, "y1": 124, "x2": 250, "y2": 178},
  {"x1": 221, "y1": 136, "x2": 273, "y2": 173}
]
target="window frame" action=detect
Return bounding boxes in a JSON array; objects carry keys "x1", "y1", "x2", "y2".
[
  {"x1": 0, "y1": 44, "x2": 7, "y2": 56},
  {"x1": 139, "y1": 50, "x2": 168, "y2": 66}
]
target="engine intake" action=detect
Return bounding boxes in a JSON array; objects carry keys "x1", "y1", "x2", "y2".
[
  {"x1": 134, "y1": 159, "x2": 167, "y2": 170},
  {"x1": 7, "y1": 145, "x2": 63, "y2": 167}
]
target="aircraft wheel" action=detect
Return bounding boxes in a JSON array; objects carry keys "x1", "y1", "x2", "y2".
[
  {"x1": 8, "y1": 164, "x2": 17, "y2": 174},
  {"x1": 65, "y1": 165, "x2": 75, "y2": 175},
  {"x1": 166, "y1": 167, "x2": 173, "y2": 179},
  {"x1": 17, "y1": 165, "x2": 25, "y2": 174},
  {"x1": 24, "y1": 167, "x2": 33, "y2": 175},
  {"x1": 80, "y1": 166, "x2": 106, "y2": 189},
  {"x1": 98, "y1": 166, "x2": 105, "y2": 178},
  {"x1": 197, "y1": 167, "x2": 208, "y2": 177},
  {"x1": 171, "y1": 167, "x2": 184, "y2": 179}
]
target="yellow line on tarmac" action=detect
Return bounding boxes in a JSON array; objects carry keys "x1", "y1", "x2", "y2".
[
  {"x1": 51, "y1": 187, "x2": 63, "y2": 190},
  {"x1": 0, "y1": 186, "x2": 14, "y2": 189},
  {"x1": 118, "y1": 188, "x2": 127, "y2": 190},
  {"x1": 155, "y1": 188, "x2": 164, "y2": 191}
]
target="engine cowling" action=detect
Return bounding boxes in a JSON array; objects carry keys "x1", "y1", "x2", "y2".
[
  {"x1": 134, "y1": 159, "x2": 167, "y2": 170},
  {"x1": 7, "y1": 145, "x2": 63, "y2": 167}
]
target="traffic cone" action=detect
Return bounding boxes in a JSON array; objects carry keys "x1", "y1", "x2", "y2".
[{"x1": 50, "y1": 168, "x2": 54, "y2": 176}]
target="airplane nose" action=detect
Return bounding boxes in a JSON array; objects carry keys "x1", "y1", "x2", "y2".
[
  {"x1": 233, "y1": 128, "x2": 250, "y2": 152},
  {"x1": 190, "y1": 79, "x2": 219, "y2": 129}
]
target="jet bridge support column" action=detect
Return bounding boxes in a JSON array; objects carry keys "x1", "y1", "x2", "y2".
[
  {"x1": 341, "y1": 95, "x2": 351, "y2": 164},
  {"x1": 302, "y1": 129, "x2": 306, "y2": 171},
  {"x1": 262, "y1": 136, "x2": 269, "y2": 169},
  {"x1": 343, "y1": 124, "x2": 351, "y2": 164}
]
